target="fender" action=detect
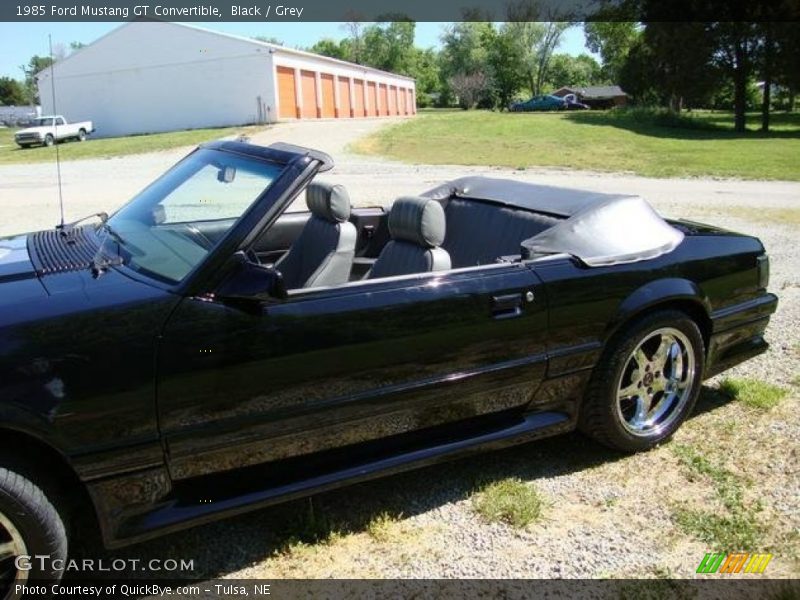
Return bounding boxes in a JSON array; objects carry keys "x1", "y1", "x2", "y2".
[{"x1": 606, "y1": 277, "x2": 712, "y2": 342}]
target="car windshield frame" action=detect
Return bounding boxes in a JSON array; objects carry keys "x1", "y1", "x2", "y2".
[{"x1": 100, "y1": 145, "x2": 293, "y2": 289}]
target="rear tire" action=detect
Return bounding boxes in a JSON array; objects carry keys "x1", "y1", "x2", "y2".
[
  {"x1": 579, "y1": 310, "x2": 704, "y2": 452},
  {"x1": 43, "y1": 135, "x2": 54, "y2": 147},
  {"x1": 0, "y1": 461, "x2": 67, "y2": 598}
]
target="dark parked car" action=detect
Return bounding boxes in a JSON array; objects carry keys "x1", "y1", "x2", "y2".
[
  {"x1": 0, "y1": 141, "x2": 777, "y2": 587},
  {"x1": 510, "y1": 95, "x2": 566, "y2": 111}
]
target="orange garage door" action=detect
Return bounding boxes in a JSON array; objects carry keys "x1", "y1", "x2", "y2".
[
  {"x1": 388, "y1": 86, "x2": 398, "y2": 115},
  {"x1": 366, "y1": 82, "x2": 377, "y2": 116},
  {"x1": 300, "y1": 70, "x2": 318, "y2": 119},
  {"x1": 320, "y1": 73, "x2": 335, "y2": 118},
  {"x1": 398, "y1": 87, "x2": 406, "y2": 115},
  {"x1": 338, "y1": 77, "x2": 352, "y2": 117},
  {"x1": 353, "y1": 79, "x2": 365, "y2": 117},
  {"x1": 379, "y1": 84, "x2": 389, "y2": 116},
  {"x1": 408, "y1": 89, "x2": 415, "y2": 114},
  {"x1": 276, "y1": 66, "x2": 298, "y2": 119}
]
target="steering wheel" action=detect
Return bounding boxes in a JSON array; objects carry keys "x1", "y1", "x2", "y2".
[{"x1": 177, "y1": 224, "x2": 215, "y2": 251}]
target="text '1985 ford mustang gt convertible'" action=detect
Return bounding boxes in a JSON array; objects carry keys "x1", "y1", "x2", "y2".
[{"x1": 0, "y1": 141, "x2": 777, "y2": 587}]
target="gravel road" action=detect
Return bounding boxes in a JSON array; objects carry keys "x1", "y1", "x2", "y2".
[{"x1": 3, "y1": 119, "x2": 798, "y2": 581}]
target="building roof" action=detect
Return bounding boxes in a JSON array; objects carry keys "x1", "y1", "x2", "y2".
[
  {"x1": 38, "y1": 20, "x2": 415, "y2": 83},
  {"x1": 574, "y1": 85, "x2": 628, "y2": 99}
]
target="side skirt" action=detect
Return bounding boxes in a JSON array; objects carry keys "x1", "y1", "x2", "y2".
[{"x1": 92, "y1": 410, "x2": 573, "y2": 549}]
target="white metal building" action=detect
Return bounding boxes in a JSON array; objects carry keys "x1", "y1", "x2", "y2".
[{"x1": 37, "y1": 21, "x2": 417, "y2": 138}]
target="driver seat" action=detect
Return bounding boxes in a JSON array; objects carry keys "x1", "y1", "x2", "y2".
[{"x1": 275, "y1": 182, "x2": 357, "y2": 289}]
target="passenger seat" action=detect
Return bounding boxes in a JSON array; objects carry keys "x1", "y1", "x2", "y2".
[
  {"x1": 368, "y1": 197, "x2": 451, "y2": 279},
  {"x1": 275, "y1": 181, "x2": 357, "y2": 289}
]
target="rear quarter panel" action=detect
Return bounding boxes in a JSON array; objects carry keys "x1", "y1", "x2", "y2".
[{"x1": 531, "y1": 224, "x2": 769, "y2": 382}]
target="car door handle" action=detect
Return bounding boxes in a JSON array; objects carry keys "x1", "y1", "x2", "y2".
[{"x1": 491, "y1": 293, "x2": 523, "y2": 319}]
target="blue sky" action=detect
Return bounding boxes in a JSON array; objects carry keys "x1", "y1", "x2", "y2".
[{"x1": 0, "y1": 22, "x2": 592, "y2": 80}]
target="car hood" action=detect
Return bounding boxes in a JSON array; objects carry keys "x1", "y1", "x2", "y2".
[
  {"x1": 15, "y1": 127, "x2": 47, "y2": 136},
  {"x1": 0, "y1": 233, "x2": 37, "y2": 282},
  {"x1": 0, "y1": 229, "x2": 177, "y2": 330}
]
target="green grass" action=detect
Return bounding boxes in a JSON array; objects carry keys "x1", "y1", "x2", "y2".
[
  {"x1": 672, "y1": 444, "x2": 762, "y2": 551},
  {"x1": 0, "y1": 125, "x2": 264, "y2": 165},
  {"x1": 471, "y1": 478, "x2": 544, "y2": 528},
  {"x1": 366, "y1": 511, "x2": 403, "y2": 543},
  {"x1": 719, "y1": 377, "x2": 789, "y2": 410},
  {"x1": 352, "y1": 109, "x2": 800, "y2": 180}
]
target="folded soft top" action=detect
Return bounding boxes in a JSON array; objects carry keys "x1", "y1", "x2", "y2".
[{"x1": 423, "y1": 176, "x2": 684, "y2": 267}]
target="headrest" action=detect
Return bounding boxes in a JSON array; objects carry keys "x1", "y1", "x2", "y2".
[
  {"x1": 388, "y1": 196, "x2": 446, "y2": 248},
  {"x1": 307, "y1": 181, "x2": 351, "y2": 223}
]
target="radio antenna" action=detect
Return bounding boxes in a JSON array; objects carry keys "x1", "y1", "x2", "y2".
[{"x1": 48, "y1": 34, "x2": 65, "y2": 230}]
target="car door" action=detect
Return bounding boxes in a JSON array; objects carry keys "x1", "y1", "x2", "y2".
[{"x1": 157, "y1": 263, "x2": 547, "y2": 481}]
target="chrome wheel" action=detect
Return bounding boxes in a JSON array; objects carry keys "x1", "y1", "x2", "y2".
[
  {"x1": 615, "y1": 327, "x2": 696, "y2": 437},
  {"x1": 0, "y1": 510, "x2": 27, "y2": 596}
]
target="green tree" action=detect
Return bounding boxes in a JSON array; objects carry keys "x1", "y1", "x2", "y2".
[
  {"x1": 506, "y1": 21, "x2": 571, "y2": 96},
  {"x1": 308, "y1": 38, "x2": 347, "y2": 60},
  {"x1": 20, "y1": 55, "x2": 54, "y2": 104},
  {"x1": 0, "y1": 77, "x2": 27, "y2": 105},
  {"x1": 710, "y1": 21, "x2": 760, "y2": 132},
  {"x1": 407, "y1": 47, "x2": 441, "y2": 106},
  {"x1": 545, "y1": 53, "x2": 603, "y2": 90},
  {"x1": 360, "y1": 21, "x2": 416, "y2": 75},
  {"x1": 773, "y1": 22, "x2": 800, "y2": 111},
  {"x1": 483, "y1": 26, "x2": 526, "y2": 108},
  {"x1": 643, "y1": 22, "x2": 719, "y2": 111},
  {"x1": 439, "y1": 22, "x2": 493, "y2": 80},
  {"x1": 439, "y1": 22, "x2": 494, "y2": 106},
  {"x1": 584, "y1": 22, "x2": 640, "y2": 83}
]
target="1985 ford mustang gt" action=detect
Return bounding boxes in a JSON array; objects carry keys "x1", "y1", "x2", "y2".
[{"x1": 0, "y1": 141, "x2": 777, "y2": 585}]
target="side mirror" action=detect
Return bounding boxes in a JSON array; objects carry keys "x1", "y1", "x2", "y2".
[{"x1": 217, "y1": 252, "x2": 287, "y2": 302}]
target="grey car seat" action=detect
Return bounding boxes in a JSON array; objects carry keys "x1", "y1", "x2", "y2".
[
  {"x1": 275, "y1": 181, "x2": 357, "y2": 289},
  {"x1": 368, "y1": 196, "x2": 451, "y2": 279}
]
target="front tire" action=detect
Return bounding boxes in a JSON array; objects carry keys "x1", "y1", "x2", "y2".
[
  {"x1": 579, "y1": 310, "x2": 705, "y2": 452},
  {"x1": 43, "y1": 135, "x2": 54, "y2": 147},
  {"x1": 0, "y1": 464, "x2": 67, "y2": 598},
  {"x1": 77, "y1": 129, "x2": 86, "y2": 142}
]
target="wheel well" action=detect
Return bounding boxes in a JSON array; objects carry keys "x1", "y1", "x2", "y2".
[
  {"x1": 0, "y1": 429, "x2": 95, "y2": 524},
  {"x1": 619, "y1": 299, "x2": 712, "y2": 355}
]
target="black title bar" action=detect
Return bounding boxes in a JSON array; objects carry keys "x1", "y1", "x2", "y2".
[{"x1": 3, "y1": 0, "x2": 800, "y2": 22}]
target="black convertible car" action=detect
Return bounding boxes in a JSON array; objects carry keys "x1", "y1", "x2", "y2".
[{"x1": 0, "y1": 141, "x2": 777, "y2": 586}]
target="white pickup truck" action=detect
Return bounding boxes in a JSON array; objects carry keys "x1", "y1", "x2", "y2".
[{"x1": 14, "y1": 115, "x2": 95, "y2": 148}]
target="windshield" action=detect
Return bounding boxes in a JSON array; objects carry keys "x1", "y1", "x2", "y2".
[{"x1": 104, "y1": 148, "x2": 284, "y2": 284}]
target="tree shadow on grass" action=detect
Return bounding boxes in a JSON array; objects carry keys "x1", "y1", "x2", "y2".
[
  {"x1": 65, "y1": 385, "x2": 732, "y2": 586},
  {"x1": 564, "y1": 110, "x2": 800, "y2": 141}
]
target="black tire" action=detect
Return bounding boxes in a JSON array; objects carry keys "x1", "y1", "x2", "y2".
[
  {"x1": 43, "y1": 135, "x2": 54, "y2": 147},
  {"x1": 77, "y1": 129, "x2": 86, "y2": 142},
  {"x1": 0, "y1": 462, "x2": 67, "y2": 598},
  {"x1": 579, "y1": 310, "x2": 705, "y2": 452}
]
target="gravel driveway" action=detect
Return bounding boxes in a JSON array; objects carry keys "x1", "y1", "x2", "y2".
[{"x1": 2, "y1": 119, "x2": 798, "y2": 581}]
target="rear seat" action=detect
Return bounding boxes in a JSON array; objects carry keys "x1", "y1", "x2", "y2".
[{"x1": 440, "y1": 198, "x2": 562, "y2": 268}]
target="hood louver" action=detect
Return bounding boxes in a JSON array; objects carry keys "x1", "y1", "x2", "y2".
[{"x1": 30, "y1": 227, "x2": 99, "y2": 275}]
